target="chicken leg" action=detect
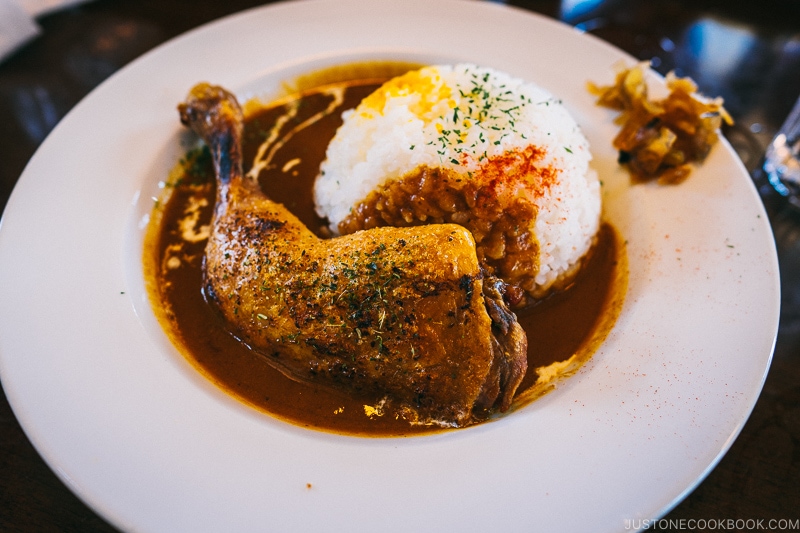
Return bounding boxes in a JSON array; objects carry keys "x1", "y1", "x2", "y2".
[{"x1": 178, "y1": 83, "x2": 527, "y2": 427}]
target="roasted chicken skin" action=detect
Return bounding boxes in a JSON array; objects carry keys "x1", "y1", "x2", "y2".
[{"x1": 178, "y1": 83, "x2": 527, "y2": 427}]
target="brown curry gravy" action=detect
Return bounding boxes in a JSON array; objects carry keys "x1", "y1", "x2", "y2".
[{"x1": 144, "y1": 76, "x2": 627, "y2": 436}]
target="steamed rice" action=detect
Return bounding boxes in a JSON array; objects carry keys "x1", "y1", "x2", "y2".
[{"x1": 313, "y1": 64, "x2": 600, "y2": 299}]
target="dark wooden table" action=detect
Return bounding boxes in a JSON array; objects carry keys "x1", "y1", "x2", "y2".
[{"x1": 1, "y1": 1, "x2": 798, "y2": 531}]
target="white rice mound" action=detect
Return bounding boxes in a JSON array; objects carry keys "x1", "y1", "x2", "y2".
[{"x1": 314, "y1": 63, "x2": 600, "y2": 293}]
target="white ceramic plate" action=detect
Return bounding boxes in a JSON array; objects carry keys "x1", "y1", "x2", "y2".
[{"x1": 0, "y1": 1, "x2": 780, "y2": 532}]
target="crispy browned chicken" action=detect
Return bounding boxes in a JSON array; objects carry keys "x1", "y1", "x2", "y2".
[{"x1": 178, "y1": 83, "x2": 527, "y2": 427}]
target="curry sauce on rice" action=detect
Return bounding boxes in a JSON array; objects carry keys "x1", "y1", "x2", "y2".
[{"x1": 314, "y1": 64, "x2": 601, "y2": 303}]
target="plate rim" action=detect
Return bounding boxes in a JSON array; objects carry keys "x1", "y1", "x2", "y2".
[{"x1": 0, "y1": 1, "x2": 780, "y2": 531}]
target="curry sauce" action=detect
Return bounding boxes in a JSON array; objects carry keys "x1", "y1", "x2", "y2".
[{"x1": 144, "y1": 79, "x2": 627, "y2": 436}]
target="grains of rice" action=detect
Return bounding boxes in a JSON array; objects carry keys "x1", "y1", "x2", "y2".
[{"x1": 314, "y1": 64, "x2": 600, "y2": 299}]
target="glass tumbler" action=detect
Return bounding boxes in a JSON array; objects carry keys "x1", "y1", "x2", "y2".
[{"x1": 765, "y1": 95, "x2": 800, "y2": 207}]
